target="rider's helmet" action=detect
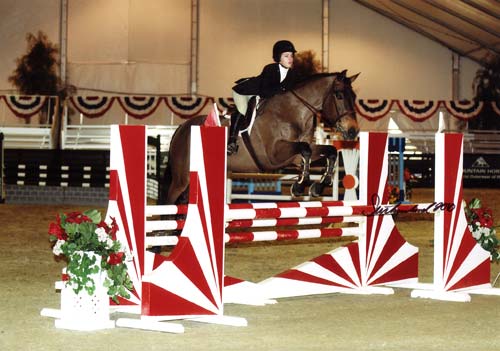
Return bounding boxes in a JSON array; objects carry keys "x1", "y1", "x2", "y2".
[{"x1": 272, "y1": 40, "x2": 296, "y2": 62}]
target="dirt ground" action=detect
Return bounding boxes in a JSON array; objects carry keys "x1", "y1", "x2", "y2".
[{"x1": 1, "y1": 188, "x2": 499, "y2": 351}]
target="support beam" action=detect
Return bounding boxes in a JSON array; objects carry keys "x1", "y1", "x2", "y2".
[
  {"x1": 59, "y1": 0, "x2": 68, "y2": 86},
  {"x1": 452, "y1": 52, "x2": 460, "y2": 100},
  {"x1": 392, "y1": 0, "x2": 500, "y2": 55},
  {"x1": 190, "y1": 0, "x2": 199, "y2": 94},
  {"x1": 322, "y1": 0, "x2": 329, "y2": 72}
]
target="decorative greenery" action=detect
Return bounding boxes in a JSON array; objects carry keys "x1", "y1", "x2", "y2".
[
  {"x1": 8, "y1": 31, "x2": 60, "y2": 95},
  {"x1": 48, "y1": 210, "x2": 133, "y2": 303},
  {"x1": 464, "y1": 198, "x2": 500, "y2": 262}
]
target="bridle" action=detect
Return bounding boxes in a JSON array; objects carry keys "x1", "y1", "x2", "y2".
[{"x1": 290, "y1": 76, "x2": 356, "y2": 129}]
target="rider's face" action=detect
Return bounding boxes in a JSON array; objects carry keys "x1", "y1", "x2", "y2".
[{"x1": 279, "y1": 52, "x2": 294, "y2": 69}]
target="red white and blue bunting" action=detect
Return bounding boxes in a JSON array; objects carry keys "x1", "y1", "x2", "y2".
[
  {"x1": 117, "y1": 96, "x2": 162, "y2": 119},
  {"x1": 442, "y1": 100, "x2": 484, "y2": 120},
  {"x1": 355, "y1": 99, "x2": 393, "y2": 121},
  {"x1": 164, "y1": 96, "x2": 212, "y2": 118},
  {"x1": 396, "y1": 100, "x2": 440, "y2": 121},
  {"x1": 1, "y1": 95, "x2": 50, "y2": 118},
  {"x1": 3, "y1": 95, "x2": 500, "y2": 122},
  {"x1": 70, "y1": 96, "x2": 115, "y2": 118}
]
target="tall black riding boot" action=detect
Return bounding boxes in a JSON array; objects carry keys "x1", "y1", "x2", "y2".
[{"x1": 227, "y1": 111, "x2": 243, "y2": 155}]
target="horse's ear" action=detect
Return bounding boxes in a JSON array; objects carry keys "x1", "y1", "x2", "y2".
[
  {"x1": 348, "y1": 72, "x2": 360, "y2": 83},
  {"x1": 339, "y1": 69, "x2": 347, "y2": 78}
]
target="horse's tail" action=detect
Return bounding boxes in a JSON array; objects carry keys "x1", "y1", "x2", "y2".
[
  {"x1": 159, "y1": 115, "x2": 210, "y2": 205},
  {"x1": 159, "y1": 122, "x2": 184, "y2": 205}
]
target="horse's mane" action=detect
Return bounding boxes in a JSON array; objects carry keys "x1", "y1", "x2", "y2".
[{"x1": 294, "y1": 72, "x2": 338, "y2": 89}]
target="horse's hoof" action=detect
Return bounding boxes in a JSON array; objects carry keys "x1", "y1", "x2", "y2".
[
  {"x1": 290, "y1": 182, "x2": 304, "y2": 197},
  {"x1": 309, "y1": 182, "x2": 324, "y2": 197},
  {"x1": 227, "y1": 142, "x2": 238, "y2": 155}
]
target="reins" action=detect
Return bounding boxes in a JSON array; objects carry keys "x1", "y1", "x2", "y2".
[
  {"x1": 290, "y1": 82, "x2": 355, "y2": 127},
  {"x1": 290, "y1": 90, "x2": 322, "y2": 120}
]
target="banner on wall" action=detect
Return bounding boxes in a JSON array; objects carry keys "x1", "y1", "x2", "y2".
[{"x1": 463, "y1": 154, "x2": 500, "y2": 187}]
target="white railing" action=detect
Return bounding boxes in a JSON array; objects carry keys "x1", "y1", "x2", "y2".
[
  {"x1": 388, "y1": 130, "x2": 500, "y2": 155},
  {"x1": 0, "y1": 126, "x2": 52, "y2": 149}
]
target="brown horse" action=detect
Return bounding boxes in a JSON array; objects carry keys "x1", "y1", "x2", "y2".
[{"x1": 161, "y1": 70, "x2": 359, "y2": 205}]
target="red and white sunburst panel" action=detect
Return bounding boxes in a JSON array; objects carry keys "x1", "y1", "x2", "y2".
[
  {"x1": 259, "y1": 133, "x2": 419, "y2": 298},
  {"x1": 433, "y1": 133, "x2": 490, "y2": 292},
  {"x1": 141, "y1": 126, "x2": 228, "y2": 318},
  {"x1": 107, "y1": 125, "x2": 229, "y2": 318},
  {"x1": 106, "y1": 125, "x2": 147, "y2": 306}
]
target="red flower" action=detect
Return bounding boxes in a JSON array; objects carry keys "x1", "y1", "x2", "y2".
[
  {"x1": 480, "y1": 217, "x2": 493, "y2": 228},
  {"x1": 109, "y1": 217, "x2": 119, "y2": 240},
  {"x1": 65, "y1": 211, "x2": 92, "y2": 224},
  {"x1": 107, "y1": 252, "x2": 124, "y2": 265},
  {"x1": 48, "y1": 215, "x2": 68, "y2": 240},
  {"x1": 97, "y1": 220, "x2": 109, "y2": 230}
]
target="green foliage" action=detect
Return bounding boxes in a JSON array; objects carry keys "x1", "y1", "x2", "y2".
[
  {"x1": 464, "y1": 198, "x2": 500, "y2": 262},
  {"x1": 8, "y1": 31, "x2": 60, "y2": 95},
  {"x1": 48, "y1": 210, "x2": 133, "y2": 303}
]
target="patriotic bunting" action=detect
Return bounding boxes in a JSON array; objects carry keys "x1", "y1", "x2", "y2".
[
  {"x1": 2, "y1": 95, "x2": 49, "y2": 118},
  {"x1": 355, "y1": 99, "x2": 394, "y2": 121},
  {"x1": 396, "y1": 100, "x2": 439, "y2": 121},
  {"x1": 3, "y1": 94, "x2": 500, "y2": 123},
  {"x1": 70, "y1": 96, "x2": 115, "y2": 118},
  {"x1": 117, "y1": 96, "x2": 162, "y2": 119},
  {"x1": 442, "y1": 100, "x2": 484, "y2": 120},
  {"x1": 164, "y1": 96, "x2": 212, "y2": 118}
]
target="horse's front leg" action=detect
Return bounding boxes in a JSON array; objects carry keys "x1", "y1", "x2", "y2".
[
  {"x1": 309, "y1": 145, "x2": 337, "y2": 197},
  {"x1": 290, "y1": 142, "x2": 312, "y2": 197}
]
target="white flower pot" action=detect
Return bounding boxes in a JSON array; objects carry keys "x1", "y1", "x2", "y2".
[{"x1": 55, "y1": 251, "x2": 115, "y2": 331}]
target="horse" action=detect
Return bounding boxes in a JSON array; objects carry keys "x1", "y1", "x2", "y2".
[{"x1": 161, "y1": 70, "x2": 359, "y2": 205}]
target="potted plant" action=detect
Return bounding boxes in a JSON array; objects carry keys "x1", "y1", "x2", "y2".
[
  {"x1": 464, "y1": 198, "x2": 500, "y2": 262},
  {"x1": 48, "y1": 209, "x2": 133, "y2": 330}
]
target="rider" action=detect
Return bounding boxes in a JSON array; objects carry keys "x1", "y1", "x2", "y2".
[{"x1": 228, "y1": 40, "x2": 299, "y2": 155}]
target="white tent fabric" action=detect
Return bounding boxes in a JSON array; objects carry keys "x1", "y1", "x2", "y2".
[{"x1": 0, "y1": 0, "x2": 481, "y2": 100}]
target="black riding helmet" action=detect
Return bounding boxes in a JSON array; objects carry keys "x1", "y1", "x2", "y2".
[{"x1": 272, "y1": 40, "x2": 296, "y2": 62}]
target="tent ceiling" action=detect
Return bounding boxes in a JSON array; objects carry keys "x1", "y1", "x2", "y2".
[{"x1": 353, "y1": 0, "x2": 500, "y2": 65}]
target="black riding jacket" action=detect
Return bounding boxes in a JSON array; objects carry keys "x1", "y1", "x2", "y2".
[{"x1": 232, "y1": 63, "x2": 298, "y2": 99}]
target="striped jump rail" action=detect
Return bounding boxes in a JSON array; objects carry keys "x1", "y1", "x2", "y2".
[
  {"x1": 144, "y1": 200, "x2": 443, "y2": 246},
  {"x1": 147, "y1": 226, "x2": 362, "y2": 246}
]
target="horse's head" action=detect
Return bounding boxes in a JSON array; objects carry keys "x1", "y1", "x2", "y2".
[{"x1": 322, "y1": 70, "x2": 360, "y2": 140}]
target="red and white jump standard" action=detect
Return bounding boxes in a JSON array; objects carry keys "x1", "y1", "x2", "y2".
[
  {"x1": 68, "y1": 122, "x2": 498, "y2": 333},
  {"x1": 106, "y1": 125, "x2": 246, "y2": 333}
]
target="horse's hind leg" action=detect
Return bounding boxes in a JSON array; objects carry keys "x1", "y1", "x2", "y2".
[{"x1": 309, "y1": 145, "x2": 337, "y2": 197}]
